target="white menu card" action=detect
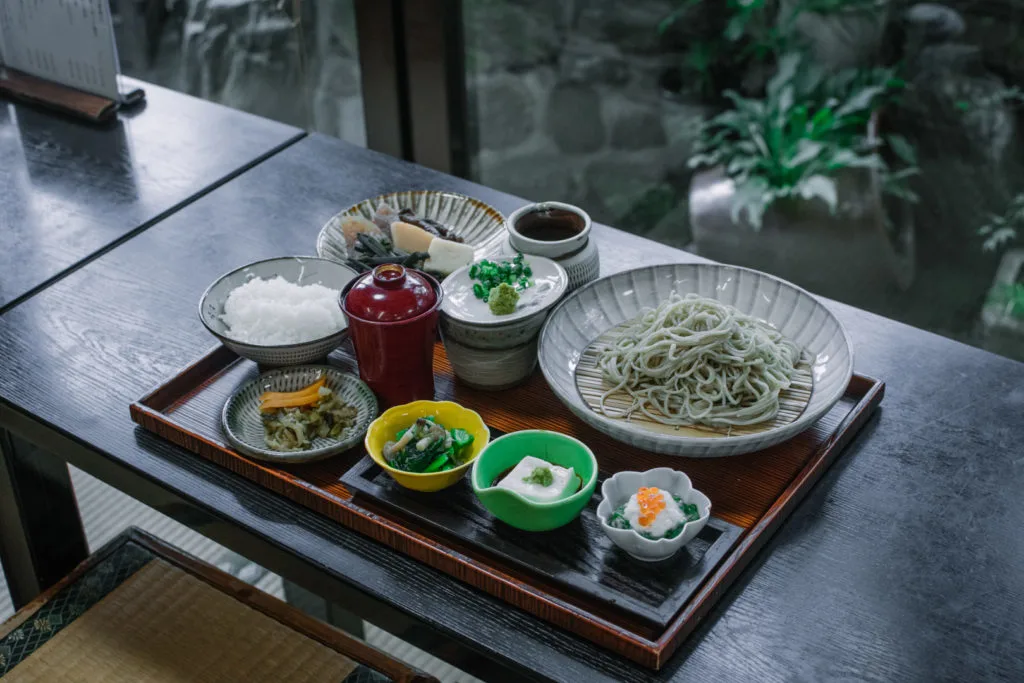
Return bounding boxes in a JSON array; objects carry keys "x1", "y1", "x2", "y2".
[{"x1": 0, "y1": 0, "x2": 122, "y2": 101}]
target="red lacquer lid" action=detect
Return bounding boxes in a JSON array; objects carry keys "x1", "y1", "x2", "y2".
[{"x1": 342, "y1": 264, "x2": 438, "y2": 323}]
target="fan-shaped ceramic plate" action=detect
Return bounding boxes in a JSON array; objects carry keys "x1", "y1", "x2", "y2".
[
  {"x1": 222, "y1": 365, "x2": 378, "y2": 464},
  {"x1": 538, "y1": 263, "x2": 854, "y2": 457},
  {"x1": 317, "y1": 190, "x2": 506, "y2": 263}
]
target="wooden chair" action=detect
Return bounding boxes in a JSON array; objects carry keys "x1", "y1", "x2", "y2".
[{"x1": 0, "y1": 528, "x2": 437, "y2": 682}]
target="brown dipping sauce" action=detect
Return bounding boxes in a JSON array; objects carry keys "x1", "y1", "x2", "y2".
[{"x1": 514, "y1": 208, "x2": 585, "y2": 242}]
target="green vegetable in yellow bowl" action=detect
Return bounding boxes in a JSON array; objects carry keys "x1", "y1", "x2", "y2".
[{"x1": 382, "y1": 416, "x2": 476, "y2": 473}]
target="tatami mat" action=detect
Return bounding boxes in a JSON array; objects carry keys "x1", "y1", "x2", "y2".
[
  {"x1": 0, "y1": 466, "x2": 483, "y2": 683},
  {"x1": 3, "y1": 559, "x2": 359, "y2": 683}
]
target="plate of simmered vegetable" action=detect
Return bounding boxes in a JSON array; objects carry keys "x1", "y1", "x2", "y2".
[
  {"x1": 316, "y1": 190, "x2": 507, "y2": 277},
  {"x1": 222, "y1": 366, "x2": 378, "y2": 463}
]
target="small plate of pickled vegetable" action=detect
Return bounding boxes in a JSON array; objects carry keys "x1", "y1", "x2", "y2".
[
  {"x1": 365, "y1": 400, "x2": 490, "y2": 492},
  {"x1": 441, "y1": 254, "x2": 567, "y2": 325},
  {"x1": 222, "y1": 366, "x2": 378, "y2": 464}
]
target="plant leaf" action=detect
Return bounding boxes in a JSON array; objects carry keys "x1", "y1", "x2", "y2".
[
  {"x1": 981, "y1": 226, "x2": 1018, "y2": 252},
  {"x1": 724, "y1": 13, "x2": 748, "y2": 41},
  {"x1": 827, "y1": 150, "x2": 884, "y2": 170},
  {"x1": 810, "y1": 107, "x2": 834, "y2": 136},
  {"x1": 886, "y1": 166, "x2": 920, "y2": 181},
  {"x1": 886, "y1": 134, "x2": 917, "y2": 165},
  {"x1": 658, "y1": 0, "x2": 704, "y2": 35},
  {"x1": 777, "y1": 84, "x2": 794, "y2": 118},
  {"x1": 798, "y1": 175, "x2": 838, "y2": 212},
  {"x1": 883, "y1": 184, "x2": 919, "y2": 203},
  {"x1": 730, "y1": 177, "x2": 770, "y2": 230},
  {"x1": 786, "y1": 139, "x2": 825, "y2": 168},
  {"x1": 688, "y1": 153, "x2": 718, "y2": 169},
  {"x1": 834, "y1": 85, "x2": 886, "y2": 118},
  {"x1": 767, "y1": 52, "x2": 802, "y2": 98}
]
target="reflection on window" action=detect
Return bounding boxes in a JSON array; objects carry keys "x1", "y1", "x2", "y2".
[
  {"x1": 463, "y1": 0, "x2": 1024, "y2": 362},
  {"x1": 110, "y1": 0, "x2": 365, "y2": 147}
]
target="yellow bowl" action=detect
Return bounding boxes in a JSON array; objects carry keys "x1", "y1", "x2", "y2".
[{"x1": 365, "y1": 400, "x2": 490, "y2": 492}]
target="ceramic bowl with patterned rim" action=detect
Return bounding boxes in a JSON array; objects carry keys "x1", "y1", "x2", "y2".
[
  {"x1": 199, "y1": 256, "x2": 359, "y2": 367},
  {"x1": 222, "y1": 365, "x2": 378, "y2": 464},
  {"x1": 538, "y1": 263, "x2": 854, "y2": 457},
  {"x1": 317, "y1": 190, "x2": 507, "y2": 264}
]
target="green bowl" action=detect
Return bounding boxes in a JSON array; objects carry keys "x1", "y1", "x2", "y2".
[{"x1": 471, "y1": 430, "x2": 598, "y2": 531}]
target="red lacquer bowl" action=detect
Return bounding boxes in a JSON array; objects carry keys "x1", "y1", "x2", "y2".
[{"x1": 341, "y1": 265, "x2": 442, "y2": 408}]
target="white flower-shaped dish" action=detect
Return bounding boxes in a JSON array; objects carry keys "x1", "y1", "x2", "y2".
[{"x1": 597, "y1": 468, "x2": 712, "y2": 562}]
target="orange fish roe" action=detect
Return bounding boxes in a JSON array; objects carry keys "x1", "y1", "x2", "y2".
[{"x1": 636, "y1": 487, "x2": 666, "y2": 527}]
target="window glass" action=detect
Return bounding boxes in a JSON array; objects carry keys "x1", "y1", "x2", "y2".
[
  {"x1": 111, "y1": 0, "x2": 365, "y2": 147},
  {"x1": 462, "y1": 0, "x2": 1024, "y2": 362}
]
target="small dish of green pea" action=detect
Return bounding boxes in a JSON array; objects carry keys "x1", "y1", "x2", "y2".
[{"x1": 440, "y1": 254, "x2": 567, "y2": 326}]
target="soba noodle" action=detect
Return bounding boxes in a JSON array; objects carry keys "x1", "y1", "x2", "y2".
[{"x1": 597, "y1": 293, "x2": 803, "y2": 427}]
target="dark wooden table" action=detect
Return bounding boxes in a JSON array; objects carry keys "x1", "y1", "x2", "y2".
[
  {"x1": 0, "y1": 132, "x2": 1022, "y2": 682},
  {"x1": 0, "y1": 77, "x2": 303, "y2": 311}
]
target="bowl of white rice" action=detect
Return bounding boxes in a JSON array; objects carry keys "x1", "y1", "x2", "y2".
[{"x1": 199, "y1": 256, "x2": 360, "y2": 366}]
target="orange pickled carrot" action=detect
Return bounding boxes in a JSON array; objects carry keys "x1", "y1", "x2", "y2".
[{"x1": 259, "y1": 377, "x2": 326, "y2": 411}]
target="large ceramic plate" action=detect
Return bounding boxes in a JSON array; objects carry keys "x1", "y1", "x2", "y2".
[
  {"x1": 222, "y1": 365, "x2": 378, "y2": 464},
  {"x1": 538, "y1": 263, "x2": 853, "y2": 457},
  {"x1": 317, "y1": 190, "x2": 506, "y2": 263}
]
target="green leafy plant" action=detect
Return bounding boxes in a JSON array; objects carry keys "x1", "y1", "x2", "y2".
[
  {"x1": 660, "y1": 0, "x2": 885, "y2": 96},
  {"x1": 988, "y1": 283, "x2": 1024, "y2": 319},
  {"x1": 978, "y1": 192, "x2": 1024, "y2": 252},
  {"x1": 955, "y1": 86, "x2": 1024, "y2": 113},
  {"x1": 689, "y1": 52, "x2": 918, "y2": 229}
]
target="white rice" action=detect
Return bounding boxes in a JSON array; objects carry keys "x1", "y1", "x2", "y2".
[{"x1": 220, "y1": 276, "x2": 345, "y2": 345}]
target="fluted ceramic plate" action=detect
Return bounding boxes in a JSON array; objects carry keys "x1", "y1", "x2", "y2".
[
  {"x1": 317, "y1": 190, "x2": 506, "y2": 263},
  {"x1": 222, "y1": 365, "x2": 378, "y2": 464},
  {"x1": 538, "y1": 263, "x2": 854, "y2": 457}
]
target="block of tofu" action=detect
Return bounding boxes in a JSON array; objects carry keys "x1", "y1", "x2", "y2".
[
  {"x1": 496, "y1": 455, "x2": 577, "y2": 503},
  {"x1": 424, "y1": 237, "x2": 475, "y2": 275},
  {"x1": 391, "y1": 221, "x2": 434, "y2": 254}
]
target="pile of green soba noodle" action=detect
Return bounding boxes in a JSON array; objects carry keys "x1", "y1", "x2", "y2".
[{"x1": 597, "y1": 293, "x2": 804, "y2": 427}]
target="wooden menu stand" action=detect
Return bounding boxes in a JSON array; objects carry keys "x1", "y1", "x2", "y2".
[{"x1": 0, "y1": 67, "x2": 143, "y2": 123}]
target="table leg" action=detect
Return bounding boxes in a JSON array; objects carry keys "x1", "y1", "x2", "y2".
[
  {"x1": 0, "y1": 429, "x2": 89, "y2": 609},
  {"x1": 282, "y1": 579, "x2": 366, "y2": 639}
]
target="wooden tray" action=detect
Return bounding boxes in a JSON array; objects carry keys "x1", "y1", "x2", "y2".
[
  {"x1": 130, "y1": 342, "x2": 884, "y2": 669},
  {"x1": 340, "y1": 449, "x2": 744, "y2": 631}
]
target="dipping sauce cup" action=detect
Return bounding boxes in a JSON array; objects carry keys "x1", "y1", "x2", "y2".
[
  {"x1": 506, "y1": 201, "x2": 592, "y2": 259},
  {"x1": 341, "y1": 264, "x2": 442, "y2": 408}
]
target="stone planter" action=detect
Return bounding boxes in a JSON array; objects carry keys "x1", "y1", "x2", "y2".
[
  {"x1": 688, "y1": 159, "x2": 915, "y2": 309},
  {"x1": 979, "y1": 249, "x2": 1024, "y2": 360}
]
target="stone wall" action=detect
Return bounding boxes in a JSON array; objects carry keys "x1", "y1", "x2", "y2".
[{"x1": 463, "y1": 0, "x2": 717, "y2": 248}]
